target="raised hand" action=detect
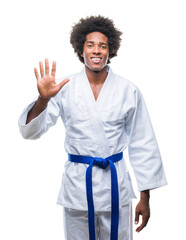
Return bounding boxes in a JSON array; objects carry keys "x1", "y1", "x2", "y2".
[
  {"x1": 26, "y1": 59, "x2": 70, "y2": 124},
  {"x1": 34, "y1": 58, "x2": 70, "y2": 100}
]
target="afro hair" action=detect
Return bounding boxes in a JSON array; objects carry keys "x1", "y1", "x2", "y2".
[{"x1": 70, "y1": 15, "x2": 122, "y2": 64}]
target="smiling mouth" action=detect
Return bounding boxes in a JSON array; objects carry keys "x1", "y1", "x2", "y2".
[{"x1": 91, "y1": 57, "x2": 102, "y2": 63}]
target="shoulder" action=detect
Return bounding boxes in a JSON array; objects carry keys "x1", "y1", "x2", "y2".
[{"x1": 111, "y1": 70, "x2": 140, "y2": 95}]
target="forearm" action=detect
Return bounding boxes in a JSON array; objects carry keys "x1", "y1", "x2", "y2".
[{"x1": 26, "y1": 96, "x2": 50, "y2": 124}]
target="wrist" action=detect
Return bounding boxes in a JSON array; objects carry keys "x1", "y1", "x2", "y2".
[
  {"x1": 140, "y1": 190, "x2": 150, "y2": 202},
  {"x1": 38, "y1": 96, "x2": 50, "y2": 105}
]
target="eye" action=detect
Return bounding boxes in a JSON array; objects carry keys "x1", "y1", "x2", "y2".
[
  {"x1": 88, "y1": 44, "x2": 93, "y2": 48},
  {"x1": 100, "y1": 45, "x2": 107, "y2": 49}
]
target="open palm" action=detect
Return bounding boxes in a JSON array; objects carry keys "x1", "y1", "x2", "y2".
[{"x1": 34, "y1": 59, "x2": 69, "y2": 100}]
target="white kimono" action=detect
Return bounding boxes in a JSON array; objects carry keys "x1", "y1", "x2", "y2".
[{"x1": 18, "y1": 66, "x2": 167, "y2": 212}]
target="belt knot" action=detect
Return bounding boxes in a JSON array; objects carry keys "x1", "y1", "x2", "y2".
[{"x1": 93, "y1": 157, "x2": 109, "y2": 169}]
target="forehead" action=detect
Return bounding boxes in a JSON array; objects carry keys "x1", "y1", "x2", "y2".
[{"x1": 85, "y1": 32, "x2": 108, "y2": 43}]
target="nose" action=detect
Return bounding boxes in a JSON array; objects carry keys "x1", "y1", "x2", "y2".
[{"x1": 93, "y1": 45, "x2": 100, "y2": 54}]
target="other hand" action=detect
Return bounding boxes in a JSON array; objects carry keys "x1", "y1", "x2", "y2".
[{"x1": 135, "y1": 191, "x2": 150, "y2": 232}]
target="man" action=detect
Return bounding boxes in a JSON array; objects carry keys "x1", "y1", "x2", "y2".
[{"x1": 19, "y1": 16, "x2": 167, "y2": 240}]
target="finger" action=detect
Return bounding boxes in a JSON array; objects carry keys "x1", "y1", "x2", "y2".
[
  {"x1": 51, "y1": 61, "x2": 56, "y2": 77},
  {"x1": 34, "y1": 67, "x2": 40, "y2": 81},
  {"x1": 39, "y1": 61, "x2": 44, "y2": 78},
  {"x1": 136, "y1": 222, "x2": 146, "y2": 232},
  {"x1": 136, "y1": 214, "x2": 149, "y2": 232},
  {"x1": 45, "y1": 58, "x2": 49, "y2": 75}
]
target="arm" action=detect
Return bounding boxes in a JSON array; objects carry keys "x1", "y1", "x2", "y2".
[
  {"x1": 125, "y1": 88, "x2": 167, "y2": 232},
  {"x1": 26, "y1": 58, "x2": 69, "y2": 124},
  {"x1": 135, "y1": 190, "x2": 150, "y2": 232},
  {"x1": 26, "y1": 97, "x2": 49, "y2": 124}
]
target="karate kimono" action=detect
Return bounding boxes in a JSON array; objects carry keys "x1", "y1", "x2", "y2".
[{"x1": 19, "y1": 66, "x2": 167, "y2": 239}]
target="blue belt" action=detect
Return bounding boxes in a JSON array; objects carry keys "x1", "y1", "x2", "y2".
[{"x1": 68, "y1": 152, "x2": 123, "y2": 240}]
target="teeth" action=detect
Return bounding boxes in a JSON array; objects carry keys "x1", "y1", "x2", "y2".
[{"x1": 91, "y1": 57, "x2": 101, "y2": 62}]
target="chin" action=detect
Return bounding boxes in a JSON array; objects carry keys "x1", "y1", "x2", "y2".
[{"x1": 87, "y1": 64, "x2": 107, "y2": 72}]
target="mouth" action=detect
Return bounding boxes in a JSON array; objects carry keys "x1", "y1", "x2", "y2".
[{"x1": 90, "y1": 57, "x2": 102, "y2": 63}]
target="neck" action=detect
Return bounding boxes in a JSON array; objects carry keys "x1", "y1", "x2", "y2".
[{"x1": 85, "y1": 65, "x2": 108, "y2": 85}]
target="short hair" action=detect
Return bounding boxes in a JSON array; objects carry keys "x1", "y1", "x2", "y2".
[{"x1": 70, "y1": 15, "x2": 122, "y2": 64}]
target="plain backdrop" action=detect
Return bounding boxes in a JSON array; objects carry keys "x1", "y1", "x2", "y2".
[{"x1": 0, "y1": 0, "x2": 185, "y2": 239}]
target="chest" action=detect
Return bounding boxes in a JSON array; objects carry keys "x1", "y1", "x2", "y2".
[
  {"x1": 62, "y1": 77, "x2": 130, "y2": 132},
  {"x1": 90, "y1": 83, "x2": 104, "y2": 101}
]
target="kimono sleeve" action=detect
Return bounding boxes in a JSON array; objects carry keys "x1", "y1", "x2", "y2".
[
  {"x1": 18, "y1": 95, "x2": 61, "y2": 140},
  {"x1": 125, "y1": 88, "x2": 167, "y2": 192}
]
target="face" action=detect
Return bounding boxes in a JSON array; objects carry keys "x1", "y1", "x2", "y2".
[{"x1": 81, "y1": 32, "x2": 109, "y2": 72}]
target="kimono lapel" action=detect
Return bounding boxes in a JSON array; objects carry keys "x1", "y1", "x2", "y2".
[
  {"x1": 79, "y1": 66, "x2": 112, "y2": 158},
  {"x1": 82, "y1": 66, "x2": 110, "y2": 104}
]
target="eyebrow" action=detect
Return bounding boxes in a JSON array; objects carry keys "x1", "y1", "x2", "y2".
[{"x1": 87, "y1": 41, "x2": 108, "y2": 45}]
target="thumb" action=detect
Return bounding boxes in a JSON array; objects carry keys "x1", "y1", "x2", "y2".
[
  {"x1": 58, "y1": 78, "x2": 70, "y2": 90},
  {"x1": 135, "y1": 210, "x2": 140, "y2": 224}
]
